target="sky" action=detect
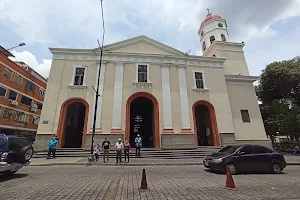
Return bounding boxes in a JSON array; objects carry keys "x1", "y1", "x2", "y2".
[{"x1": 1, "y1": 0, "x2": 300, "y2": 79}]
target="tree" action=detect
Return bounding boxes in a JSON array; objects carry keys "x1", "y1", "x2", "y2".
[{"x1": 257, "y1": 57, "x2": 300, "y2": 141}]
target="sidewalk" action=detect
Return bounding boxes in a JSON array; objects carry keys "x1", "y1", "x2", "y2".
[{"x1": 29, "y1": 154, "x2": 300, "y2": 166}]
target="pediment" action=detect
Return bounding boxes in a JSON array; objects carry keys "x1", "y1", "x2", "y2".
[{"x1": 98, "y1": 35, "x2": 186, "y2": 56}]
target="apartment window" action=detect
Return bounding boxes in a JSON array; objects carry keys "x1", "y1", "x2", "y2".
[
  {"x1": 14, "y1": 74, "x2": 22, "y2": 85},
  {"x1": 194, "y1": 72, "x2": 204, "y2": 89},
  {"x1": 137, "y1": 64, "x2": 148, "y2": 82},
  {"x1": 73, "y1": 67, "x2": 86, "y2": 85},
  {"x1": 8, "y1": 90, "x2": 17, "y2": 101},
  {"x1": 203, "y1": 42, "x2": 206, "y2": 51},
  {"x1": 36, "y1": 102, "x2": 43, "y2": 110},
  {"x1": 20, "y1": 95, "x2": 32, "y2": 106},
  {"x1": 32, "y1": 116, "x2": 40, "y2": 125},
  {"x1": 2, "y1": 108, "x2": 13, "y2": 119},
  {"x1": 241, "y1": 110, "x2": 250, "y2": 122},
  {"x1": 4, "y1": 68, "x2": 12, "y2": 79},
  {"x1": 25, "y1": 80, "x2": 36, "y2": 91},
  {"x1": 0, "y1": 86, "x2": 7, "y2": 97},
  {"x1": 38, "y1": 88, "x2": 45, "y2": 97},
  {"x1": 16, "y1": 112, "x2": 29, "y2": 122}
]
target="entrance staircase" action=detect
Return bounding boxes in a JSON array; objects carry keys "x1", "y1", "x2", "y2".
[{"x1": 33, "y1": 146, "x2": 222, "y2": 159}]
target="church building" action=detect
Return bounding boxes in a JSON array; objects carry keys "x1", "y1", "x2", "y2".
[{"x1": 35, "y1": 12, "x2": 270, "y2": 151}]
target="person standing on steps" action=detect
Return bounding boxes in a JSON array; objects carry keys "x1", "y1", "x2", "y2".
[
  {"x1": 47, "y1": 136, "x2": 58, "y2": 159},
  {"x1": 135, "y1": 134, "x2": 142, "y2": 156},
  {"x1": 102, "y1": 138, "x2": 110, "y2": 163},
  {"x1": 115, "y1": 138, "x2": 124, "y2": 164},
  {"x1": 124, "y1": 140, "x2": 131, "y2": 162}
]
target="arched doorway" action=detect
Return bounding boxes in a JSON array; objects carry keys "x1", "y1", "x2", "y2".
[
  {"x1": 192, "y1": 100, "x2": 220, "y2": 146},
  {"x1": 125, "y1": 92, "x2": 160, "y2": 148},
  {"x1": 57, "y1": 98, "x2": 89, "y2": 148}
]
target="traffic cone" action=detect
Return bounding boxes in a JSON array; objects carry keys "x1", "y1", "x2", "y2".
[
  {"x1": 140, "y1": 169, "x2": 147, "y2": 189},
  {"x1": 225, "y1": 165, "x2": 238, "y2": 191}
]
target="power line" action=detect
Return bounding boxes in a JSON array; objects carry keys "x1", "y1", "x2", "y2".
[{"x1": 232, "y1": 0, "x2": 269, "y2": 36}]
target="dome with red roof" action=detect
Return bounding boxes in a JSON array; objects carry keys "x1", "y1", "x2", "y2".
[{"x1": 203, "y1": 13, "x2": 222, "y2": 23}]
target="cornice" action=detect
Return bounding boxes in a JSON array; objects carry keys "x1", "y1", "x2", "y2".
[
  {"x1": 225, "y1": 75, "x2": 258, "y2": 83},
  {"x1": 51, "y1": 52, "x2": 225, "y2": 68}
]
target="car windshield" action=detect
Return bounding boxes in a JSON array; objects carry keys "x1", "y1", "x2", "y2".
[
  {"x1": 218, "y1": 146, "x2": 232, "y2": 152},
  {"x1": 0, "y1": 138, "x2": 4, "y2": 149},
  {"x1": 222, "y1": 146, "x2": 240, "y2": 154}
]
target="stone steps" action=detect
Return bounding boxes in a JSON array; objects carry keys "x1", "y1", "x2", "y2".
[{"x1": 33, "y1": 146, "x2": 222, "y2": 159}]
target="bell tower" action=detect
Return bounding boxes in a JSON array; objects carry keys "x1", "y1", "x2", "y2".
[{"x1": 198, "y1": 9, "x2": 229, "y2": 55}]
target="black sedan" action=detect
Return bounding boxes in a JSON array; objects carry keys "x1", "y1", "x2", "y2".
[{"x1": 203, "y1": 144, "x2": 286, "y2": 175}]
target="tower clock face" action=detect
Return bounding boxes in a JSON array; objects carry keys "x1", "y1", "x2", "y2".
[{"x1": 218, "y1": 23, "x2": 223, "y2": 28}]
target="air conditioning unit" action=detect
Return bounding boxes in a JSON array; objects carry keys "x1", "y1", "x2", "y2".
[
  {"x1": 10, "y1": 100, "x2": 18, "y2": 106},
  {"x1": 31, "y1": 107, "x2": 37, "y2": 112}
]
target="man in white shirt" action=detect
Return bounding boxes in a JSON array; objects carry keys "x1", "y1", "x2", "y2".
[{"x1": 115, "y1": 138, "x2": 124, "y2": 163}]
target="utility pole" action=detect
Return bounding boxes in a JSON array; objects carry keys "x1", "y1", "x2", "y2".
[{"x1": 90, "y1": 0, "x2": 105, "y2": 155}]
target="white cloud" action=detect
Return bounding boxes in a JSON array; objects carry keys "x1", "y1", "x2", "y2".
[{"x1": 10, "y1": 50, "x2": 52, "y2": 79}]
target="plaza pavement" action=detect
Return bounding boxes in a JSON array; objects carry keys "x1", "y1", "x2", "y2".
[
  {"x1": 29, "y1": 154, "x2": 300, "y2": 166},
  {"x1": 1, "y1": 165, "x2": 300, "y2": 200}
]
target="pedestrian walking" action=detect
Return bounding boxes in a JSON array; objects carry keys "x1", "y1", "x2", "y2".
[
  {"x1": 135, "y1": 134, "x2": 142, "y2": 156},
  {"x1": 294, "y1": 145, "x2": 299, "y2": 154},
  {"x1": 47, "y1": 136, "x2": 58, "y2": 159},
  {"x1": 102, "y1": 138, "x2": 110, "y2": 163},
  {"x1": 115, "y1": 138, "x2": 124, "y2": 164},
  {"x1": 93, "y1": 144, "x2": 101, "y2": 162},
  {"x1": 124, "y1": 140, "x2": 131, "y2": 162}
]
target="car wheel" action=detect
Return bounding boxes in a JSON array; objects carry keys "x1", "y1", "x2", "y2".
[
  {"x1": 272, "y1": 163, "x2": 282, "y2": 174},
  {"x1": 228, "y1": 164, "x2": 238, "y2": 175},
  {"x1": 18, "y1": 146, "x2": 34, "y2": 164},
  {"x1": 2, "y1": 170, "x2": 17, "y2": 176}
]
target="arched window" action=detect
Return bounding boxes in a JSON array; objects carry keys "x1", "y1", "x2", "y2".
[
  {"x1": 201, "y1": 31, "x2": 204, "y2": 36},
  {"x1": 210, "y1": 36, "x2": 215, "y2": 44},
  {"x1": 221, "y1": 34, "x2": 226, "y2": 41},
  {"x1": 203, "y1": 42, "x2": 206, "y2": 51}
]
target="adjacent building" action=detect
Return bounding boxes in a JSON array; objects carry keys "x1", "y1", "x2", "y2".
[
  {"x1": 0, "y1": 46, "x2": 47, "y2": 143},
  {"x1": 35, "y1": 12, "x2": 270, "y2": 151}
]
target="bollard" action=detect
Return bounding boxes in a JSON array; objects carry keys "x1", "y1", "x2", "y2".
[{"x1": 140, "y1": 168, "x2": 147, "y2": 189}]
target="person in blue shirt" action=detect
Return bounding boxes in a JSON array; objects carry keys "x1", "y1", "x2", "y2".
[
  {"x1": 47, "y1": 136, "x2": 59, "y2": 159},
  {"x1": 135, "y1": 134, "x2": 142, "y2": 156}
]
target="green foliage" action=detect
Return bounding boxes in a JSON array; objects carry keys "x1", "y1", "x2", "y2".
[{"x1": 257, "y1": 57, "x2": 300, "y2": 140}]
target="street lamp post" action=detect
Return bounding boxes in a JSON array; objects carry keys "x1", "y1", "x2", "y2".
[{"x1": 7, "y1": 43, "x2": 26, "y2": 51}]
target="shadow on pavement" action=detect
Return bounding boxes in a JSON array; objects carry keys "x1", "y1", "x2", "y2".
[
  {"x1": 0, "y1": 173, "x2": 28, "y2": 182},
  {"x1": 204, "y1": 168, "x2": 287, "y2": 175}
]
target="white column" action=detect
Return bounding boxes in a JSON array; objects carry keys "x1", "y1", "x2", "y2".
[
  {"x1": 161, "y1": 64, "x2": 173, "y2": 132},
  {"x1": 111, "y1": 62, "x2": 124, "y2": 131},
  {"x1": 96, "y1": 62, "x2": 106, "y2": 129},
  {"x1": 177, "y1": 65, "x2": 192, "y2": 131}
]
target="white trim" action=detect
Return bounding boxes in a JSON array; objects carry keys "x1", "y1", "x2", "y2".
[
  {"x1": 178, "y1": 66, "x2": 191, "y2": 129},
  {"x1": 0, "y1": 124, "x2": 37, "y2": 132},
  {"x1": 0, "y1": 61, "x2": 46, "y2": 90},
  {"x1": 92, "y1": 63, "x2": 106, "y2": 129},
  {"x1": 0, "y1": 104, "x2": 40, "y2": 117},
  {"x1": 0, "y1": 83, "x2": 43, "y2": 104},
  {"x1": 71, "y1": 65, "x2": 88, "y2": 86},
  {"x1": 0, "y1": 85, "x2": 7, "y2": 98},
  {"x1": 161, "y1": 65, "x2": 173, "y2": 129},
  {"x1": 112, "y1": 62, "x2": 124, "y2": 129},
  {"x1": 192, "y1": 70, "x2": 207, "y2": 89},
  {"x1": 135, "y1": 63, "x2": 150, "y2": 83}
]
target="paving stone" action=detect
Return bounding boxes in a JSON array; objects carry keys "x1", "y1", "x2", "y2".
[{"x1": 1, "y1": 165, "x2": 300, "y2": 200}]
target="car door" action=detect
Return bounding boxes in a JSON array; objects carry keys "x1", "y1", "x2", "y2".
[
  {"x1": 236, "y1": 145, "x2": 255, "y2": 172},
  {"x1": 253, "y1": 146, "x2": 273, "y2": 172}
]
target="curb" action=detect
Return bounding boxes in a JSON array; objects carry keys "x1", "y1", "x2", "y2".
[{"x1": 29, "y1": 162, "x2": 300, "y2": 167}]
